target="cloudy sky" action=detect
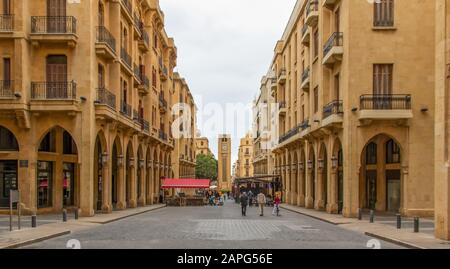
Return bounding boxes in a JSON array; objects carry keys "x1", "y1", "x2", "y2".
[{"x1": 160, "y1": 0, "x2": 297, "y2": 163}]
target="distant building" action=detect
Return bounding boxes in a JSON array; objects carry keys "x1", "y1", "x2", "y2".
[{"x1": 217, "y1": 135, "x2": 231, "y2": 191}]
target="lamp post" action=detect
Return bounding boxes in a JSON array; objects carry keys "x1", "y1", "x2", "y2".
[
  {"x1": 307, "y1": 160, "x2": 313, "y2": 170},
  {"x1": 318, "y1": 159, "x2": 324, "y2": 169},
  {"x1": 331, "y1": 155, "x2": 338, "y2": 169},
  {"x1": 101, "y1": 152, "x2": 109, "y2": 165},
  {"x1": 117, "y1": 155, "x2": 124, "y2": 166}
]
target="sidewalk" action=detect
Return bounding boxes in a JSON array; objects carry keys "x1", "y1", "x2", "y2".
[
  {"x1": 0, "y1": 204, "x2": 166, "y2": 249},
  {"x1": 281, "y1": 204, "x2": 450, "y2": 249}
]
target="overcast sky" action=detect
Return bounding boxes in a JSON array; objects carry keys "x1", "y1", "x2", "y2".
[{"x1": 160, "y1": 0, "x2": 297, "y2": 164}]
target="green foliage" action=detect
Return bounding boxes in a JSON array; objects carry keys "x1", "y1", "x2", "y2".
[{"x1": 195, "y1": 154, "x2": 218, "y2": 181}]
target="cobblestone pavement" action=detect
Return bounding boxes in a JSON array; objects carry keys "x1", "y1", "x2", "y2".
[{"x1": 22, "y1": 200, "x2": 403, "y2": 249}]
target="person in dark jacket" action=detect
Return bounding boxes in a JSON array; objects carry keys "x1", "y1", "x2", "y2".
[{"x1": 240, "y1": 192, "x2": 248, "y2": 216}]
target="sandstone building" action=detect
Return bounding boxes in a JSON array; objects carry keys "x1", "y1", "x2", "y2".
[
  {"x1": 217, "y1": 134, "x2": 231, "y2": 191},
  {"x1": 0, "y1": 0, "x2": 193, "y2": 216}
]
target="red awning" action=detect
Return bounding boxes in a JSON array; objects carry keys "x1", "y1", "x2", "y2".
[{"x1": 162, "y1": 179, "x2": 210, "y2": 189}]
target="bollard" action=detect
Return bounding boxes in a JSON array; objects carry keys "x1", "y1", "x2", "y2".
[
  {"x1": 414, "y1": 217, "x2": 420, "y2": 233},
  {"x1": 31, "y1": 214, "x2": 37, "y2": 228},
  {"x1": 396, "y1": 214, "x2": 401, "y2": 229},
  {"x1": 74, "y1": 208, "x2": 79, "y2": 220},
  {"x1": 370, "y1": 210, "x2": 375, "y2": 223},
  {"x1": 358, "y1": 208, "x2": 362, "y2": 220},
  {"x1": 62, "y1": 209, "x2": 67, "y2": 222}
]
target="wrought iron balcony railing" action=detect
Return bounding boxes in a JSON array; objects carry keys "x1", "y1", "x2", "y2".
[
  {"x1": 306, "y1": 0, "x2": 319, "y2": 17},
  {"x1": 0, "y1": 14, "x2": 14, "y2": 32},
  {"x1": 133, "y1": 64, "x2": 142, "y2": 82},
  {"x1": 323, "y1": 32, "x2": 343, "y2": 56},
  {"x1": 360, "y1": 94, "x2": 411, "y2": 110},
  {"x1": 323, "y1": 100, "x2": 343, "y2": 119},
  {"x1": 302, "y1": 67, "x2": 310, "y2": 83},
  {"x1": 121, "y1": 0, "x2": 132, "y2": 16},
  {"x1": 159, "y1": 129, "x2": 168, "y2": 141},
  {"x1": 141, "y1": 29, "x2": 150, "y2": 47},
  {"x1": 0, "y1": 80, "x2": 14, "y2": 98},
  {"x1": 120, "y1": 47, "x2": 132, "y2": 69},
  {"x1": 96, "y1": 26, "x2": 116, "y2": 52},
  {"x1": 159, "y1": 94, "x2": 168, "y2": 109},
  {"x1": 95, "y1": 87, "x2": 116, "y2": 110},
  {"x1": 31, "y1": 81, "x2": 76, "y2": 100},
  {"x1": 120, "y1": 101, "x2": 132, "y2": 118},
  {"x1": 31, "y1": 16, "x2": 77, "y2": 34},
  {"x1": 133, "y1": 13, "x2": 143, "y2": 35}
]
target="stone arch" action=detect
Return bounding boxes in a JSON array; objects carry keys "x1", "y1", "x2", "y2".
[
  {"x1": 318, "y1": 142, "x2": 328, "y2": 211},
  {"x1": 111, "y1": 136, "x2": 122, "y2": 209},
  {"x1": 94, "y1": 131, "x2": 108, "y2": 212},
  {"x1": 0, "y1": 125, "x2": 20, "y2": 208},
  {"x1": 306, "y1": 143, "x2": 316, "y2": 209},
  {"x1": 137, "y1": 145, "x2": 144, "y2": 205},
  {"x1": 360, "y1": 133, "x2": 403, "y2": 213},
  {"x1": 125, "y1": 141, "x2": 135, "y2": 207},
  {"x1": 0, "y1": 125, "x2": 19, "y2": 151},
  {"x1": 331, "y1": 137, "x2": 344, "y2": 214},
  {"x1": 36, "y1": 126, "x2": 79, "y2": 211}
]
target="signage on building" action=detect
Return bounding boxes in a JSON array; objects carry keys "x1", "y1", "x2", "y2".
[{"x1": 19, "y1": 160, "x2": 28, "y2": 168}]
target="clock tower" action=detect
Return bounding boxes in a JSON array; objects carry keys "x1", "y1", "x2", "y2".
[{"x1": 217, "y1": 134, "x2": 232, "y2": 191}]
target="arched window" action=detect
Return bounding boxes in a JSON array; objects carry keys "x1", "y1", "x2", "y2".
[
  {"x1": 0, "y1": 126, "x2": 18, "y2": 151},
  {"x1": 39, "y1": 129, "x2": 56, "y2": 152},
  {"x1": 366, "y1": 142, "x2": 377, "y2": 165},
  {"x1": 386, "y1": 139, "x2": 400, "y2": 164}
]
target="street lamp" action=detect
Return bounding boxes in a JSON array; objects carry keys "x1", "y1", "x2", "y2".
[
  {"x1": 139, "y1": 159, "x2": 145, "y2": 168},
  {"x1": 331, "y1": 155, "x2": 338, "y2": 169},
  {"x1": 129, "y1": 158, "x2": 135, "y2": 167},
  {"x1": 117, "y1": 155, "x2": 124, "y2": 166},
  {"x1": 299, "y1": 162, "x2": 304, "y2": 170},
  {"x1": 318, "y1": 159, "x2": 325, "y2": 169},
  {"x1": 101, "y1": 152, "x2": 109, "y2": 165},
  {"x1": 307, "y1": 160, "x2": 313, "y2": 170}
]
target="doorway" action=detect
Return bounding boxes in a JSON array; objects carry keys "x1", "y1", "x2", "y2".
[
  {"x1": 366, "y1": 170, "x2": 377, "y2": 210},
  {"x1": 0, "y1": 160, "x2": 17, "y2": 208},
  {"x1": 386, "y1": 170, "x2": 401, "y2": 212}
]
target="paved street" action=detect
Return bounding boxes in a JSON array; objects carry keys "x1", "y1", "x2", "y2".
[{"x1": 22, "y1": 200, "x2": 403, "y2": 249}]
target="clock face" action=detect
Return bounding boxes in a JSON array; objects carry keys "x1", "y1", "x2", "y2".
[{"x1": 222, "y1": 143, "x2": 228, "y2": 151}]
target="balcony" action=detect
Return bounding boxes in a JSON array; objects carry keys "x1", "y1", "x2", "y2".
[
  {"x1": 159, "y1": 129, "x2": 168, "y2": 142},
  {"x1": 120, "y1": 101, "x2": 132, "y2": 119},
  {"x1": 0, "y1": 81, "x2": 14, "y2": 99},
  {"x1": 278, "y1": 119, "x2": 310, "y2": 145},
  {"x1": 305, "y1": 1, "x2": 319, "y2": 27},
  {"x1": 120, "y1": 0, "x2": 133, "y2": 22},
  {"x1": 138, "y1": 72, "x2": 150, "y2": 96},
  {"x1": 301, "y1": 67, "x2": 310, "y2": 90},
  {"x1": 159, "y1": 94, "x2": 168, "y2": 113},
  {"x1": 120, "y1": 47, "x2": 133, "y2": 74},
  {"x1": 138, "y1": 29, "x2": 150, "y2": 52},
  {"x1": 133, "y1": 13, "x2": 143, "y2": 38},
  {"x1": 270, "y1": 78, "x2": 277, "y2": 96},
  {"x1": 322, "y1": 100, "x2": 343, "y2": 127},
  {"x1": 279, "y1": 101, "x2": 287, "y2": 115},
  {"x1": 277, "y1": 68, "x2": 286, "y2": 85},
  {"x1": 30, "y1": 16, "x2": 77, "y2": 47},
  {"x1": 160, "y1": 65, "x2": 168, "y2": 81},
  {"x1": 323, "y1": 0, "x2": 339, "y2": 10},
  {"x1": 301, "y1": 23, "x2": 310, "y2": 46},
  {"x1": 95, "y1": 87, "x2": 116, "y2": 110},
  {"x1": 323, "y1": 32, "x2": 344, "y2": 66},
  {"x1": 359, "y1": 94, "x2": 413, "y2": 120},
  {"x1": 95, "y1": 26, "x2": 116, "y2": 60},
  {"x1": 30, "y1": 81, "x2": 78, "y2": 111},
  {"x1": 133, "y1": 63, "x2": 142, "y2": 85},
  {"x1": 0, "y1": 14, "x2": 14, "y2": 34}
]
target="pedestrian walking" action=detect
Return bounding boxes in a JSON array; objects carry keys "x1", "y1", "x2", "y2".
[
  {"x1": 272, "y1": 194, "x2": 281, "y2": 216},
  {"x1": 257, "y1": 192, "x2": 266, "y2": 216},
  {"x1": 248, "y1": 191, "x2": 254, "y2": 207},
  {"x1": 240, "y1": 192, "x2": 248, "y2": 216}
]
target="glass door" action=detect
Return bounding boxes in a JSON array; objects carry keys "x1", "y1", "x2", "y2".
[
  {"x1": 63, "y1": 163, "x2": 75, "y2": 207},
  {"x1": 386, "y1": 170, "x2": 401, "y2": 212},
  {"x1": 366, "y1": 170, "x2": 377, "y2": 210},
  {"x1": 37, "y1": 161, "x2": 53, "y2": 208},
  {"x1": 0, "y1": 160, "x2": 18, "y2": 208}
]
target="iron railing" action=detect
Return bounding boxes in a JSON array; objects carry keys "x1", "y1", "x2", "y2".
[
  {"x1": 121, "y1": 0, "x2": 132, "y2": 16},
  {"x1": 133, "y1": 13, "x2": 143, "y2": 35},
  {"x1": 96, "y1": 87, "x2": 116, "y2": 110},
  {"x1": 133, "y1": 64, "x2": 142, "y2": 82},
  {"x1": 302, "y1": 67, "x2": 310, "y2": 83},
  {"x1": 31, "y1": 81, "x2": 77, "y2": 100},
  {"x1": 141, "y1": 29, "x2": 150, "y2": 47},
  {"x1": 306, "y1": 0, "x2": 319, "y2": 17},
  {"x1": 140, "y1": 73, "x2": 150, "y2": 89},
  {"x1": 143, "y1": 120, "x2": 150, "y2": 133},
  {"x1": 360, "y1": 94, "x2": 411, "y2": 110},
  {"x1": 96, "y1": 26, "x2": 116, "y2": 52},
  {"x1": 120, "y1": 101, "x2": 132, "y2": 118},
  {"x1": 323, "y1": 100, "x2": 343, "y2": 119},
  {"x1": 0, "y1": 14, "x2": 14, "y2": 32},
  {"x1": 159, "y1": 129, "x2": 168, "y2": 141},
  {"x1": 323, "y1": 32, "x2": 343, "y2": 56},
  {"x1": 120, "y1": 47, "x2": 132, "y2": 69},
  {"x1": 159, "y1": 94, "x2": 167, "y2": 109},
  {"x1": 31, "y1": 16, "x2": 77, "y2": 34},
  {"x1": 0, "y1": 80, "x2": 14, "y2": 98}
]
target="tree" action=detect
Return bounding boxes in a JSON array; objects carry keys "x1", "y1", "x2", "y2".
[{"x1": 195, "y1": 154, "x2": 218, "y2": 181}]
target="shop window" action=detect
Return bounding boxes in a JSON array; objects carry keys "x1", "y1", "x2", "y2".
[
  {"x1": 63, "y1": 131, "x2": 77, "y2": 155},
  {"x1": 39, "y1": 130, "x2": 56, "y2": 152},
  {"x1": 366, "y1": 142, "x2": 377, "y2": 165},
  {"x1": 0, "y1": 126, "x2": 18, "y2": 151},
  {"x1": 37, "y1": 161, "x2": 53, "y2": 208},
  {"x1": 386, "y1": 139, "x2": 400, "y2": 164}
]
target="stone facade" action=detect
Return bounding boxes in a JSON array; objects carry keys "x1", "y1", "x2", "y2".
[
  {"x1": 171, "y1": 72, "x2": 196, "y2": 180},
  {"x1": 0, "y1": 0, "x2": 191, "y2": 217},
  {"x1": 195, "y1": 137, "x2": 214, "y2": 158},
  {"x1": 434, "y1": 0, "x2": 450, "y2": 240},
  {"x1": 262, "y1": 0, "x2": 437, "y2": 221},
  {"x1": 235, "y1": 133, "x2": 254, "y2": 178}
]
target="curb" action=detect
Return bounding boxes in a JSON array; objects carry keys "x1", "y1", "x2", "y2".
[
  {"x1": 82, "y1": 204, "x2": 167, "y2": 224},
  {"x1": 364, "y1": 232, "x2": 426, "y2": 249},
  {"x1": 280, "y1": 205, "x2": 349, "y2": 225},
  {"x1": 1, "y1": 230, "x2": 71, "y2": 249}
]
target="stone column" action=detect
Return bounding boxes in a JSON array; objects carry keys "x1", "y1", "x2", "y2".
[
  {"x1": 101, "y1": 153, "x2": 112, "y2": 213},
  {"x1": 291, "y1": 164, "x2": 298, "y2": 205},
  {"x1": 138, "y1": 161, "x2": 146, "y2": 206},
  {"x1": 315, "y1": 167, "x2": 325, "y2": 210},
  {"x1": 305, "y1": 161, "x2": 314, "y2": 209},
  {"x1": 298, "y1": 163, "x2": 305, "y2": 207},
  {"x1": 327, "y1": 168, "x2": 338, "y2": 214},
  {"x1": 128, "y1": 159, "x2": 137, "y2": 208},
  {"x1": 116, "y1": 153, "x2": 126, "y2": 210}
]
